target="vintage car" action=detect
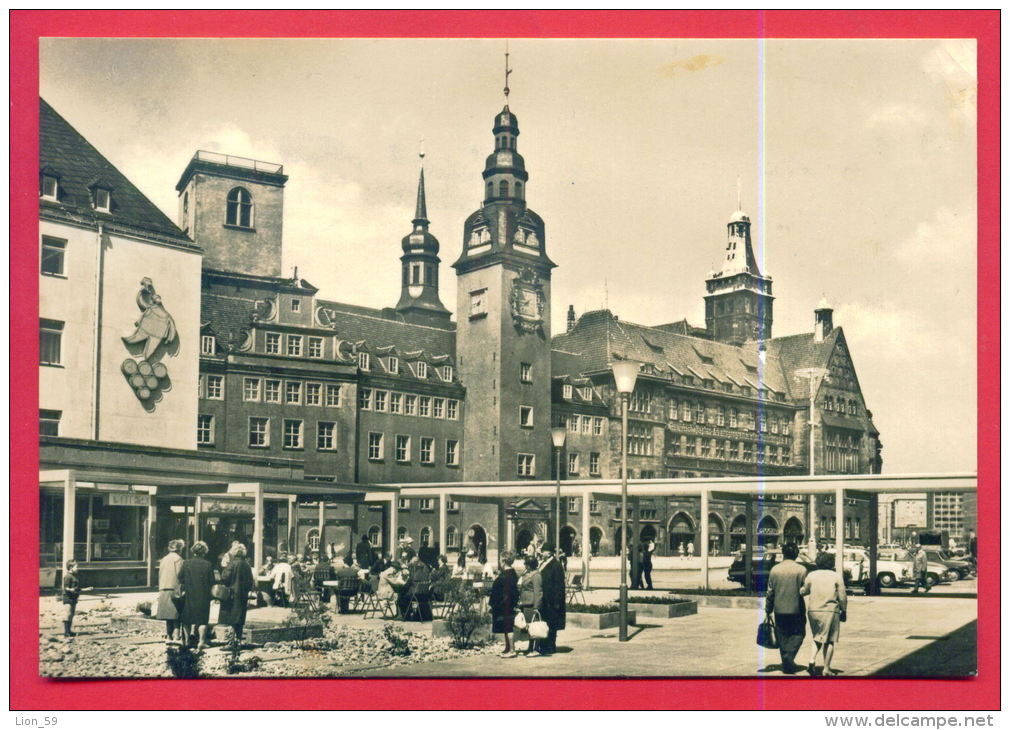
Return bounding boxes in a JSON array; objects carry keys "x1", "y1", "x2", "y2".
[
  {"x1": 878, "y1": 548, "x2": 953, "y2": 587},
  {"x1": 827, "y1": 548, "x2": 911, "y2": 588},
  {"x1": 922, "y1": 547, "x2": 973, "y2": 580}
]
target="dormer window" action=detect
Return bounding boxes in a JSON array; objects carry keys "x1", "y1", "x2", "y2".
[
  {"x1": 92, "y1": 187, "x2": 111, "y2": 213},
  {"x1": 562, "y1": 384, "x2": 573, "y2": 399},
  {"x1": 415, "y1": 362, "x2": 428, "y2": 379},
  {"x1": 439, "y1": 365, "x2": 453, "y2": 382},
  {"x1": 226, "y1": 187, "x2": 253, "y2": 228},
  {"x1": 40, "y1": 174, "x2": 59, "y2": 201},
  {"x1": 387, "y1": 356, "x2": 399, "y2": 375},
  {"x1": 201, "y1": 335, "x2": 216, "y2": 355},
  {"x1": 358, "y1": 352, "x2": 370, "y2": 371},
  {"x1": 291, "y1": 298, "x2": 301, "y2": 313}
]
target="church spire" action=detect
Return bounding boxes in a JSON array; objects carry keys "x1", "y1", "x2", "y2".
[
  {"x1": 395, "y1": 152, "x2": 449, "y2": 324},
  {"x1": 413, "y1": 165, "x2": 428, "y2": 225}
]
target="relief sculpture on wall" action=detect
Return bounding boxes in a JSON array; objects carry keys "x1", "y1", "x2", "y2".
[{"x1": 120, "y1": 277, "x2": 178, "y2": 406}]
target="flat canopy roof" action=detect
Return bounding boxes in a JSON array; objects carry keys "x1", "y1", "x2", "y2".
[{"x1": 387, "y1": 473, "x2": 976, "y2": 500}]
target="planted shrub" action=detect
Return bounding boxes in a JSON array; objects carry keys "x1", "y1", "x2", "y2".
[
  {"x1": 567, "y1": 603, "x2": 621, "y2": 614},
  {"x1": 382, "y1": 624, "x2": 412, "y2": 657},
  {"x1": 136, "y1": 601, "x2": 152, "y2": 616},
  {"x1": 626, "y1": 596, "x2": 695, "y2": 605},
  {"x1": 166, "y1": 645, "x2": 202, "y2": 678},
  {"x1": 444, "y1": 583, "x2": 489, "y2": 649}
]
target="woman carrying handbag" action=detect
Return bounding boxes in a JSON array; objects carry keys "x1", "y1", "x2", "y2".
[{"x1": 515, "y1": 556, "x2": 543, "y2": 657}]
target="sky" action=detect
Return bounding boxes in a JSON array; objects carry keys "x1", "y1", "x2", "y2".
[{"x1": 39, "y1": 38, "x2": 978, "y2": 473}]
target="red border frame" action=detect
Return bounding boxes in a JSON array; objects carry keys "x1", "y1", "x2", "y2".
[{"x1": 10, "y1": 10, "x2": 999, "y2": 711}]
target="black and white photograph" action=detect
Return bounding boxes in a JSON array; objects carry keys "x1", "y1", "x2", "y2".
[{"x1": 36, "y1": 37, "x2": 977, "y2": 680}]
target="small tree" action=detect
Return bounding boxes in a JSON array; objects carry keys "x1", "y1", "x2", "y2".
[
  {"x1": 382, "y1": 624, "x2": 411, "y2": 657},
  {"x1": 166, "y1": 645, "x2": 202, "y2": 678},
  {"x1": 444, "y1": 583, "x2": 489, "y2": 650}
]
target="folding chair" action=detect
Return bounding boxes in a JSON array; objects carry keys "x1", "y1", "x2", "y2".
[
  {"x1": 353, "y1": 577, "x2": 379, "y2": 614},
  {"x1": 335, "y1": 577, "x2": 359, "y2": 614},
  {"x1": 566, "y1": 574, "x2": 587, "y2": 606},
  {"x1": 406, "y1": 581, "x2": 433, "y2": 622}
]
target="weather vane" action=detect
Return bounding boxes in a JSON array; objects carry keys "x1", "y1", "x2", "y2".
[
  {"x1": 419, "y1": 136, "x2": 425, "y2": 163},
  {"x1": 504, "y1": 40, "x2": 513, "y2": 101}
]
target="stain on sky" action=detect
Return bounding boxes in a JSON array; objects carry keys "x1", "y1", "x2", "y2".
[{"x1": 659, "y1": 54, "x2": 725, "y2": 77}]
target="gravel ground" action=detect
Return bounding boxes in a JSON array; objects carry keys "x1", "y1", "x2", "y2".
[{"x1": 39, "y1": 599, "x2": 500, "y2": 679}]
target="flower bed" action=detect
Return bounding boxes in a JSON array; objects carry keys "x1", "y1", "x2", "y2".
[
  {"x1": 627, "y1": 598, "x2": 698, "y2": 619},
  {"x1": 566, "y1": 604, "x2": 636, "y2": 630}
]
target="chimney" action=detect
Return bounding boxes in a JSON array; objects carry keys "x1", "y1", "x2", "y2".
[
  {"x1": 566, "y1": 304, "x2": 576, "y2": 333},
  {"x1": 814, "y1": 297, "x2": 834, "y2": 343}
]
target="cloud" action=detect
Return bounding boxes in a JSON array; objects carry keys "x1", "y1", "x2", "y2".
[{"x1": 660, "y1": 54, "x2": 724, "y2": 77}]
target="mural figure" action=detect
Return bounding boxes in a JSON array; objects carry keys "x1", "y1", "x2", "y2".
[{"x1": 122, "y1": 277, "x2": 178, "y2": 360}]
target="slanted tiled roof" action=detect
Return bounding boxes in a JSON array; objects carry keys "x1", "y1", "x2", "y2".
[
  {"x1": 200, "y1": 290, "x2": 258, "y2": 351},
  {"x1": 316, "y1": 300, "x2": 456, "y2": 362},
  {"x1": 766, "y1": 329, "x2": 840, "y2": 401},
  {"x1": 551, "y1": 309, "x2": 789, "y2": 396},
  {"x1": 39, "y1": 98, "x2": 194, "y2": 248}
]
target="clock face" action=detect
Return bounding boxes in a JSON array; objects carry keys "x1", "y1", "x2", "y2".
[
  {"x1": 518, "y1": 288, "x2": 539, "y2": 318},
  {"x1": 509, "y1": 271, "x2": 545, "y2": 333}
]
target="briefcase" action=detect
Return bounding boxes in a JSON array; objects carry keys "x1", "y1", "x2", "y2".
[{"x1": 756, "y1": 615, "x2": 779, "y2": 649}]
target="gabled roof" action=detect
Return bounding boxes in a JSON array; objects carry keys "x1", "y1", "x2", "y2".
[
  {"x1": 766, "y1": 328, "x2": 841, "y2": 401},
  {"x1": 316, "y1": 300, "x2": 456, "y2": 362},
  {"x1": 39, "y1": 98, "x2": 195, "y2": 248},
  {"x1": 551, "y1": 309, "x2": 789, "y2": 396}
]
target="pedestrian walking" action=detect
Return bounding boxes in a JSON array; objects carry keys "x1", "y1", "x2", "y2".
[
  {"x1": 179, "y1": 541, "x2": 214, "y2": 649},
  {"x1": 489, "y1": 551, "x2": 519, "y2": 658},
  {"x1": 515, "y1": 557, "x2": 543, "y2": 656},
  {"x1": 538, "y1": 544, "x2": 566, "y2": 656},
  {"x1": 911, "y1": 545, "x2": 931, "y2": 593},
  {"x1": 764, "y1": 542, "x2": 808, "y2": 674},
  {"x1": 800, "y1": 551, "x2": 847, "y2": 676},
  {"x1": 218, "y1": 543, "x2": 255, "y2": 645},
  {"x1": 641, "y1": 538, "x2": 655, "y2": 590},
  {"x1": 155, "y1": 539, "x2": 186, "y2": 645}
]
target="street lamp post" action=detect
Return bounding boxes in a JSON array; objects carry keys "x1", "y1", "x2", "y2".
[
  {"x1": 796, "y1": 367, "x2": 829, "y2": 555},
  {"x1": 551, "y1": 425, "x2": 567, "y2": 557},
  {"x1": 611, "y1": 359, "x2": 640, "y2": 643}
]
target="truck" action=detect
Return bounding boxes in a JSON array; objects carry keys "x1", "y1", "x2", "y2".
[{"x1": 917, "y1": 529, "x2": 949, "y2": 548}]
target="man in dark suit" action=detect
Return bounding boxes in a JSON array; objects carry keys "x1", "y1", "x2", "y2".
[
  {"x1": 537, "y1": 544, "x2": 567, "y2": 655},
  {"x1": 355, "y1": 535, "x2": 374, "y2": 570},
  {"x1": 764, "y1": 542, "x2": 808, "y2": 674}
]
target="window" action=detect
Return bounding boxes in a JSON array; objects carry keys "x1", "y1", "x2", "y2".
[
  {"x1": 854, "y1": 519, "x2": 861, "y2": 539},
  {"x1": 358, "y1": 352, "x2": 370, "y2": 371},
  {"x1": 563, "y1": 384, "x2": 573, "y2": 399},
  {"x1": 589, "y1": 498, "x2": 600, "y2": 513},
  {"x1": 306, "y1": 382, "x2": 322, "y2": 406},
  {"x1": 520, "y1": 362, "x2": 533, "y2": 383},
  {"x1": 770, "y1": 416, "x2": 779, "y2": 434},
  {"x1": 200, "y1": 335, "x2": 216, "y2": 355},
  {"x1": 446, "y1": 439, "x2": 459, "y2": 466},
  {"x1": 593, "y1": 416, "x2": 603, "y2": 435},
  {"x1": 386, "y1": 391, "x2": 402, "y2": 414},
  {"x1": 40, "y1": 409, "x2": 61, "y2": 437},
  {"x1": 387, "y1": 356, "x2": 399, "y2": 374},
  {"x1": 630, "y1": 389, "x2": 652, "y2": 413},
  {"x1": 196, "y1": 414, "x2": 214, "y2": 444},
  {"x1": 568, "y1": 452, "x2": 579, "y2": 475},
  {"x1": 581, "y1": 415, "x2": 591, "y2": 435},
  {"x1": 693, "y1": 403, "x2": 705, "y2": 423},
  {"x1": 669, "y1": 400, "x2": 679, "y2": 420},
  {"x1": 92, "y1": 187, "x2": 111, "y2": 213},
  {"x1": 367, "y1": 432, "x2": 384, "y2": 460},
  {"x1": 717, "y1": 407, "x2": 725, "y2": 427},
  {"x1": 290, "y1": 298, "x2": 301, "y2": 313},
  {"x1": 568, "y1": 415, "x2": 579, "y2": 433},
  {"x1": 243, "y1": 377, "x2": 261, "y2": 402},
  {"x1": 415, "y1": 362, "x2": 428, "y2": 379},
  {"x1": 308, "y1": 337, "x2": 323, "y2": 358},
  {"x1": 440, "y1": 365, "x2": 453, "y2": 382},
  {"x1": 398, "y1": 498, "x2": 411, "y2": 511},
  {"x1": 368, "y1": 525, "x2": 382, "y2": 547},
  {"x1": 226, "y1": 187, "x2": 253, "y2": 228},
  {"x1": 589, "y1": 452, "x2": 601, "y2": 475},
  {"x1": 743, "y1": 442, "x2": 753, "y2": 461},
  {"x1": 567, "y1": 497, "x2": 579, "y2": 514},
  {"x1": 701, "y1": 439, "x2": 711, "y2": 457},
  {"x1": 40, "y1": 173, "x2": 59, "y2": 200},
  {"x1": 285, "y1": 381, "x2": 302, "y2": 404},
  {"x1": 519, "y1": 405, "x2": 534, "y2": 428},
  {"x1": 517, "y1": 453, "x2": 535, "y2": 477},
  {"x1": 579, "y1": 387, "x2": 592, "y2": 400},
  {"x1": 782, "y1": 419, "x2": 790, "y2": 436},
  {"x1": 410, "y1": 262, "x2": 423, "y2": 285},
  {"x1": 446, "y1": 526, "x2": 458, "y2": 548},
  {"x1": 419, "y1": 396, "x2": 431, "y2": 417},
  {"x1": 395, "y1": 435, "x2": 411, "y2": 462},
  {"x1": 206, "y1": 375, "x2": 224, "y2": 400},
  {"x1": 317, "y1": 422, "x2": 336, "y2": 451},
  {"x1": 759, "y1": 414, "x2": 768, "y2": 432},
  {"x1": 628, "y1": 424, "x2": 654, "y2": 456},
  {"x1": 420, "y1": 438, "x2": 434, "y2": 464},
  {"x1": 405, "y1": 394, "x2": 417, "y2": 416},
  {"x1": 419, "y1": 499, "x2": 434, "y2": 512},
  {"x1": 469, "y1": 289, "x2": 488, "y2": 318},
  {"x1": 325, "y1": 384, "x2": 342, "y2": 407},
  {"x1": 286, "y1": 335, "x2": 303, "y2": 357},
  {"x1": 730, "y1": 409, "x2": 738, "y2": 428},
  {"x1": 40, "y1": 236, "x2": 66, "y2": 276},
  {"x1": 447, "y1": 399, "x2": 459, "y2": 420},
  {"x1": 283, "y1": 419, "x2": 303, "y2": 449},
  {"x1": 374, "y1": 390, "x2": 387, "y2": 412},
  {"x1": 264, "y1": 379, "x2": 281, "y2": 403},
  {"x1": 685, "y1": 436, "x2": 697, "y2": 456},
  {"x1": 249, "y1": 417, "x2": 270, "y2": 448},
  {"x1": 358, "y1": 388, "x2": 373, "y2": 410},
  {"x1": 432, "y1": 397, "x2": 445, "y2": 419},
  {"x1": 446, "y1": 498, "x2": 460, "y2": 512},
  {"x1": 716, "y1": 440, "x2": 726, "y2": 459},
  {"x1": 419, "y1": 527, "x2": 431, "y2": 548},
  {"x1": 265, "y1": 333, "x2": 280, "y2": 354},
  {"x1": 40, "y1": 318, "x2": 63, "y2": 365}
]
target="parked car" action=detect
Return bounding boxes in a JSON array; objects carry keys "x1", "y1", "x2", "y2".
[
  {"x1": 922, "y1": 547, "x2": 973, "y2": 580},
  {"x1": 727, "y1": 549, "x2": 848, "y2": 591},
  {"x1": 878, "y1": 548, "x2": 951, "y2": 588},
  {"x1": 826, "y1": 548, "x2": 912, "y2": 588}
]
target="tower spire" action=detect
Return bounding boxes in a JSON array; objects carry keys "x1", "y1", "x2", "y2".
[
  {"x1": 414, "y1": 146, "x2": 428, "y2": 224},
  {"x1": 503, "y1": 41, "x2": 513, "y2": 103}
]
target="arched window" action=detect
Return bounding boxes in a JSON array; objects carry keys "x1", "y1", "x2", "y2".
[
  {"x1": 514, "y1": 181, "x2": 522, "y2": 198},
  {"x1": 499, "y1": 180, "x2": 509, "y2": 198},
  {"x1": 486, "y1": 181, "x2": 494, "y2": 200},
  {"x1": 420, "y1": 527, "x2": 431, "y2": 548},
  {"x1": 226, "y1": 187, "x2": 253, "y2": 228},
  {"x1": 397, "y1": 526, "x2": 409, "y2": 542},
  {"x1": 306, "y1": 528, "x2": 320, "y2": 551},
  {"x1": 446, "y1": 525, "x2": 458, "y2": 549},
  {"x1": 367, "y1": 525, "x2": 381, "y2": 547}
]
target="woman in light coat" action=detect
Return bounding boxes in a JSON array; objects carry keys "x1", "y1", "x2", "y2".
[
  {"x1": 154, "y1": 539, "x2": 186, "y2": 644},
  {"x1": 515, "y1": 557, "x2": 543, "y2": 657},
  {"x1": 800, "y1": 551, "x2": 848, "y2": 676}
]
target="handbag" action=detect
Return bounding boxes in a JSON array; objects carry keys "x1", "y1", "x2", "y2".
[
  {"x1": 756, "y1": 614, "x2": 779, "y2": 649},
  {"x1": 514, "y1": 609, "x2": 528, "y2": 630},
  {"x1": 211, "y1": 583, "x2": 231, "y2": 601},
  {"x1": 528, "y1": 610, "x2": 549, "y2": 640}
]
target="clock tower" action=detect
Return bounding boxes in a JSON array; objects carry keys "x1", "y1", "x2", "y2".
[{"x1": 454, "y1": 99, "x2": 556, "y2": 482}]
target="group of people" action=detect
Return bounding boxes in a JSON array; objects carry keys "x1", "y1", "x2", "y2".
[
  {"x1": 154, "y1": 539, "x2": 255, "y2": 650},
  {"x1": 488, "y1": 543, "x2": 567, "y2": 658},
  {"x1": 765, "y1": 543, "x2": 848, "y2": 676}
]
